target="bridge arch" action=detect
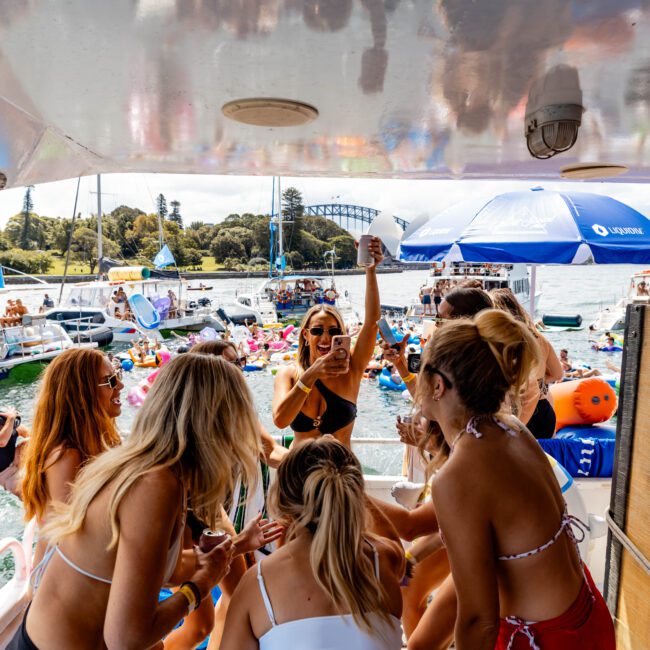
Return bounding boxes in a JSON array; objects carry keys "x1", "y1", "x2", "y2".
[{"x1": 302, "y1": 203, "x2": 408, "y2": 232}]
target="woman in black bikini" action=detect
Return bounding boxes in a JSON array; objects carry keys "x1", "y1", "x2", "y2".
[{"x1": 272, "y1": 236, "x2": 383, "y2": 447}]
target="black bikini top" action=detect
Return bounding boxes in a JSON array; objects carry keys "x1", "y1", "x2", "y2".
[
  {"x1": 0, "y1": 431, "x2": 17, "y2": 473},
  {"x1": 290, "y1": 380, "x2": 358, "y2": 434}
]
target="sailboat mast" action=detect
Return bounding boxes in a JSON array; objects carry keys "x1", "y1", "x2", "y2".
[
  {"x1": 97, "y1": 174, "x2": 103, "y2": 276},
  {"x1": 277, "y1": 177, "x2": 283, "y2": 277}
]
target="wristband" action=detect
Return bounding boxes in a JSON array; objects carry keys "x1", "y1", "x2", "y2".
[
  {"x1": 296, "y1": 379, "x2": 312, "y2": 394},
  {"x1": 403, "y1": 373, "x2": 417, "y2": 384},
  {"x1": 405, "y1": 549, "x2": 417, "y2": 564},
  {"x1": 179, "y1": 581, "x2": 201, "y2": 611}
]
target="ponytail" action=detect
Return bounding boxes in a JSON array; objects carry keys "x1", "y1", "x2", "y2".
[
  {"x1": 270, "y1": 438, "x2": 392, "y2": 633},
  {"x1": 420, "y1": 309, "x2": 540, "y2": 416}
]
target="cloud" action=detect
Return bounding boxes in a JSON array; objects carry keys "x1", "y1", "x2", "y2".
[{"x1": 0, "y1": 173, "x2": 649, "y2": 230}]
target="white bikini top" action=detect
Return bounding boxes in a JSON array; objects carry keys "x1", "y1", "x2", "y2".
[
  {"x1": 32, "y1": 490, "x2": 186, "y2": 590},
  {"x1": 256, "y1": 541, "x2": 403, "y2": 650}
]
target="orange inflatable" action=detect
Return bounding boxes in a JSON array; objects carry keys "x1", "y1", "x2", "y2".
[{"x1": 549, "y1": 378, "x2": 617, "y2": 432}]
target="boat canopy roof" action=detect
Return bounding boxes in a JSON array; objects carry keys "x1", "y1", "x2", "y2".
[
  {"x1": 2, "y1": 1, "x2": 650, "y2": 186},
  {"x1": 71, "y1": 278, "x2": 185, "y2": 289}
]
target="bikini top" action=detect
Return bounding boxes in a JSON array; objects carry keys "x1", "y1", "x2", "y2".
[
  {"x1": 290, "y1": 380, "x2": 357, "y2": 434},
  {"x1": 444, "y1": 416, "x2": 590, "y2": 561},
  {"x1": 32, "y1": 490, "x2": 186, "y2": 590},
  {"x1": 0, "y1": 431, "x2": 17, "y2": 473},
  {"x1": 256, "y1": 541, "x2": 402, "y2": 650}
]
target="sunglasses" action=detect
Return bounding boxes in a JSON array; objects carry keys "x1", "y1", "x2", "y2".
[
  {"x1": 424, "y1": 365, "x2": 453, "y2": 389},
  {"x1": 308, "y1": 326, "x2": 343, "y2": 337},
  {"x1": 98, "y1": 370, "x2": 123, "y2": 389}
]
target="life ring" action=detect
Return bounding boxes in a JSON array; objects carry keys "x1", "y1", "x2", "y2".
[{"x1": 277, "y1": 291, "x2": 290, "y2": 303}]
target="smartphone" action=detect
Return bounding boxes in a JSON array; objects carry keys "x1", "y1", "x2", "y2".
[
  {"x1": 376, "y1": 317, "x2": 399, "y2": 348},
  {"x1": 407, "y1": 352, "x2": 421, "y2": 374},
  {"x1": 331, "y1": 335, "x2": 351, "y2": 359}
]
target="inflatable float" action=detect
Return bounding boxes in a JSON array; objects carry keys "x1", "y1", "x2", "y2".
[
  {"x1": 539, "y1": 424, "x2": 616, "y2": 478},
  {"x1": 127, "y1": 350, "x2": 172, "y2": 407},
  {"x1": 378, "y1": 368, "x2": 406, "y2": 391},
  {"x1": 128, "y1": 293, "x2": 161, "y2": 330},
  {"x1": 549, "y1": 377, "x2": 617, "y2": 432},
  {"x1": 128, "y1": 347, "x2": 170, "y2": 368}
]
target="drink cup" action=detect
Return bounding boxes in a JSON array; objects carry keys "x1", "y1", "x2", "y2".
[
  {"x1": 199, "y1": 528, "x2": 229, "y2": 552},
  {"x1": 357, "y1": 235, "x2": 373, "y2": 267}
]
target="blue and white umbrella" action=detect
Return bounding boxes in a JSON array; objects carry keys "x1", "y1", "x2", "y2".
[{"x1": 399, "y1": 188, "x2": 650, "y2": 266}]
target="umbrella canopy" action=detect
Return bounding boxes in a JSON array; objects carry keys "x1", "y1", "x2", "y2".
[{"x1": 399, "y1": 188, "x2": 650, "y2": 265}]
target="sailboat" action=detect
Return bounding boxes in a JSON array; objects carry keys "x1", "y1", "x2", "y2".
[
  {"x1": 234, "y1": 178, "x2": 357, "y2": 323},
  {"x1": 43, "y1": 176, "x2": 224, "y2": 341}
]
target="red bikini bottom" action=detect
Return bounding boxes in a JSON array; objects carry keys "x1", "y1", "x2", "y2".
[{"x1": 496, "y1": 565, "x2": 616, "y2": 649}]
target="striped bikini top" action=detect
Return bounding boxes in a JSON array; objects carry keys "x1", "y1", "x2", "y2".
[{"x1": 445, "y1": 416, "x2": 590, "y2": 561}]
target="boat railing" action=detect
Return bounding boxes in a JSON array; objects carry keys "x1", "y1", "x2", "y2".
[{"x1": 0, "y1": 315, "x2": 99, "y2": 360}]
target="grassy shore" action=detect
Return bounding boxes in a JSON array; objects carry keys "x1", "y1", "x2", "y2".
[{"x1": 44, "y1": 255, "x2": 224, "y2": 276}]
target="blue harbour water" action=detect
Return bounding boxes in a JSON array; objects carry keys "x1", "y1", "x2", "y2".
[{"x1": 0, "y1": 265, "x2": 637, "y2": 584}]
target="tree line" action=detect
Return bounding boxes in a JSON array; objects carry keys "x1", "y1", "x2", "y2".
[{"x1": 1, "y1": 186, "x2": 357, "y2": 274}]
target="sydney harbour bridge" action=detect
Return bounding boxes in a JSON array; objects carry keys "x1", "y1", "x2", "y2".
[{"x1": 278, "y1": 203, "x2": 409, "y2": 232}]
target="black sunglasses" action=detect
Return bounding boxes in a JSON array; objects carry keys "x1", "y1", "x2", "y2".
[
  {"x1": 424, "y1": 365, "x2": 453, "y2": 389},
  {"x1": 308, "y1": 326, "x2": 343, "y2": 337},
  {"x1": 98, "y1": 370, "x2": 123, "y2": 389}
]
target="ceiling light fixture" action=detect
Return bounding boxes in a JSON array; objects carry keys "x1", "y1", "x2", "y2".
[
  {"x1": 222, "y1": 98, "x2": 318, "y2": 127},
  {"x1": 525, "y1": 65, "x2": 584, "y2": 160}
]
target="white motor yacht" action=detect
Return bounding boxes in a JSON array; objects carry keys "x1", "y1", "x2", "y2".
[
  {"x1": 44, "y1": 277, "x2": 223, "y2": 343},
  {"x1": 406, "y1": 262, "x2": 541, "y2": 321},
  {"x1": 590, "y1": 270, "x2": 650, "y2": 332},
  {"x1": 235, "y1": 275, "x2": 358, "y2": 325}
]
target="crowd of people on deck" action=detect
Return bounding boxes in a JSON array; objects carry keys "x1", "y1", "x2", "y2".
[{"x1": 0, "y1": 236, "x2": 616, "y2": 649}]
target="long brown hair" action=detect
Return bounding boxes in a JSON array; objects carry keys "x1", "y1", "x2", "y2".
[
  {"x1": 269, "y1": 437, "x2": 392, "y2": 633},
  {"x1": 43, "y1": 354, "x2": 261, "y2": 548},
  {"x1": 490, "y1": 287, "x2": 539, "y2": 338},
  {"x1": 22, "y1": 348, "x2": 120, "y2": 521},
  {"x1": 297, "y1": 304, "x2": 347, "y2": 371}
]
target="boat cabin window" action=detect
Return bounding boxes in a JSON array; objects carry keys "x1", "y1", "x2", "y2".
[{"x1": 66, "y1": 287, "x2": 112, "y2": 308}]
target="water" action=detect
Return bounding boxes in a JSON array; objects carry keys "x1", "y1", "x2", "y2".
[{"x1": 0, "y1": 265, "x2": 637, "y2": 584}]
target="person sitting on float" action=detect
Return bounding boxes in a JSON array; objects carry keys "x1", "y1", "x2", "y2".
[
  {"x1": 272, "y1": 236, "x2": 383, "y2": 447},
  {"x1": 415, "y1": 309, "x2": 615, "y2": 649}
]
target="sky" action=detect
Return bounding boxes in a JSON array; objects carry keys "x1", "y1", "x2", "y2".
[{"x1": 1, "y1": 173, "x2": 650, "y2": 229}]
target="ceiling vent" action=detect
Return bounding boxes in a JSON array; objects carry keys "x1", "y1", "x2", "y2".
[
  {"x1": 222, "y1": 98, "x2": 318, "y2": 127},
  {"x1": 560, "y1": 163, "x2": 629, "y2": 180}
]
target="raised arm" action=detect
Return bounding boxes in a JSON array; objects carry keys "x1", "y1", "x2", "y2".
[
  {"x1": 350, "y1": 236, "x2": 383, "y2": 374},
  {"x1": 366, "y1": 495, "x2": 437, "y2": 541}
]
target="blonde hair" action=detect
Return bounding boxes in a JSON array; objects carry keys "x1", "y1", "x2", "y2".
[
  {"x1": 418, "y1": 309, "x2": 540, "y2": 416},
  {"x1": 43, "y1": 354, "x2": 261, "y2": 548},
  {"x1": 22, "y1": 348, "x2": 120, "y2": 521},
  {"x1": 297, "y1": 304, "x2": 347, "y2": 371},
  {"x1": 270, "y1": 437, "x2": 392, "y2": 633}
]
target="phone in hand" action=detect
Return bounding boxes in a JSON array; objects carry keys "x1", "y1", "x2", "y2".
[
  {"x1": 331, "y1": 335, "x2": 351, "y2": 359},
  {"x1": 376, "y1": 317, "x2": 399, "y2": 348},
  {"x1": 407, "y1": 352, "x2": 421, "y2": 374}
]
